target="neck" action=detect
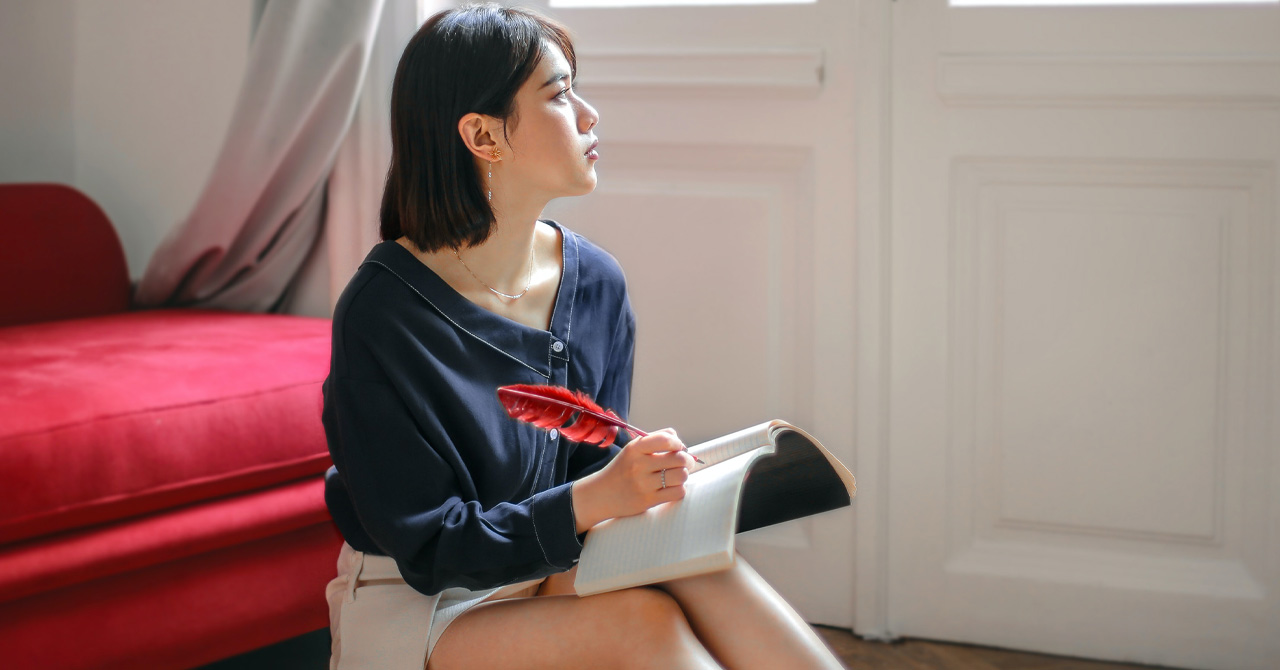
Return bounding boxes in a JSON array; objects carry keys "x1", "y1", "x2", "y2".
[
  {"x1": 463, "y1": 193, "x2": 547, "y2": 283},
  {"x1": 458, "y1": 170, "x2": 552, "y2": 287},
  {"x1": 398, "y1": 161, "x2": 555, "y2": 294}
]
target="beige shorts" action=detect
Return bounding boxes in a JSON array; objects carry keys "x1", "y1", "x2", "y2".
[{"x1": 325, "y1": 542, "x2": 546, "y2": 670}]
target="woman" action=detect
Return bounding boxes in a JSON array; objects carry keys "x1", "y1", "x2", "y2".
[{"x1": 322, "y1": 4, "x2": 845, "y2": 669}]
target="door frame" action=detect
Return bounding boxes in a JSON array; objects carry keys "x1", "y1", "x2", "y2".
[{"x1": 850, "y1": 0, "x2": 895, "y2": 640}]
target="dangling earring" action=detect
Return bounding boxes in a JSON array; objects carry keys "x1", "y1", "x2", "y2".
[{"x1": 487, "y1": 147, "x2": 502, "y2": 202}]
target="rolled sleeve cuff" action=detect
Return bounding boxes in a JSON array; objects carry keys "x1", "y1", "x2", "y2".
[{"x1": 530, "y1": 481, "x2": 585, "y2": 570}]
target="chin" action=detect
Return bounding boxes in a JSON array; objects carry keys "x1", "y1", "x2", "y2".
[{"x1": 550, "y1": 169, "x2": 596, "y2": 197}]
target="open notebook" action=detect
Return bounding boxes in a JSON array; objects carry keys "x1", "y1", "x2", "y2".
[{"x1": 572, "y1": 420, "x2": 856, "y2": 597}]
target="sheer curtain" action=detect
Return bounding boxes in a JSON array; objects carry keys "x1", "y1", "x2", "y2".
[
  {"x1": 281, "y1": 0, "x2": 426, "y2": 317},
  {"x1": 133, "y1": 0, "x2": 426, "y2": 316}
]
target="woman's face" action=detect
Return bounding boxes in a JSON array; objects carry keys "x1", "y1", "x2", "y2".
[{"x1": 497, "y1": 44, "x2": 600, "y2": 200}]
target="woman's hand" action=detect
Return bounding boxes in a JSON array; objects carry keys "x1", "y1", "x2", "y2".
[{"x1": 571, "y1": 428, "x2": 695, "y2": 534}]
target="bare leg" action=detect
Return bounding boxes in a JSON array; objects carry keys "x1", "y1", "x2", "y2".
[
  {"x1": 429, "y1": 586, "x2": 723, "y2": 670},
  {"x1": 653, "y1": 554, "x2": 847, "y2": 670}
]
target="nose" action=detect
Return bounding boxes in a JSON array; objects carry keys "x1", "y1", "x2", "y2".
[{"x1": 578, "y1": 96, "x2": 599, "y2": 132}]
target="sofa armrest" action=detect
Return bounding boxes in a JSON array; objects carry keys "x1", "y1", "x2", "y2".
[{"x1": 1, "y1": 183, "x2": 131, "y2": 327}]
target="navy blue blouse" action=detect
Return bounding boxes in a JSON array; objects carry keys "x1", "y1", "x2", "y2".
[{"x1": 322, "y1": 221, "x2": 636, "y2": 597}]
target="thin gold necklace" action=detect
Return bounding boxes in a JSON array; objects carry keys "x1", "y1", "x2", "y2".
[{"x1": 452, "y1": 245, "x2": 534, "y2": 300}]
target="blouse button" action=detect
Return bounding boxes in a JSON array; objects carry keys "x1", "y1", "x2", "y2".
[
  {"x1": 549, "y1": 429, "x2": 559, "y2": 440},
  {"x1": 552, "y1": 340, "x2": 565, "y2": 353}
]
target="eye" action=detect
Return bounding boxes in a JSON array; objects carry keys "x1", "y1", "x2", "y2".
[{"x1": 555, "y1": 85, "x2": 573, "y2": 100}]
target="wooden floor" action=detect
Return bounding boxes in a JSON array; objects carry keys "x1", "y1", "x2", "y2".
[
  {"x1": 204, "y1": 626, "x2": 1187, "y2": 669},
  {"x1": 812, "y1": 625, "x2": 1184, "y2": 670}
]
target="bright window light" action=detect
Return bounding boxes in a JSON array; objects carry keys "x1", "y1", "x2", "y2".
[
  {"x1": 952, "y1": 0, "x2": 1276, "y2": 6},
  {"x1": 551, "y1": 0, "x2": 815, "y2": 7}
]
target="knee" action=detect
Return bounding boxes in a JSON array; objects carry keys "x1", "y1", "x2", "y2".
[
  {"x1": 618, "y1": 587, "x2": 685, "y2": 631},
  {"x1": 607, "y1": 588, "x2": 701, "y2": 666}
]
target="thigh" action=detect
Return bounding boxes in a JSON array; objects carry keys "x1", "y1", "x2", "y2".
[
  {"x1": 426, "y1": 587, "x2": 678, "y2": 670},
  {"x1": 535, "y1": 564, "x2": 578, "y2": 597}
]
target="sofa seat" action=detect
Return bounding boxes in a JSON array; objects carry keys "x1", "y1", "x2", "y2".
[{"x1": 0, "y1": 309, "x2": 333, "y2": 545}]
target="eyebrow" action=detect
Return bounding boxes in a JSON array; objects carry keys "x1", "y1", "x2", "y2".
[{"x1": 540, "y1": 72, "x2": 571, "y2": 89}]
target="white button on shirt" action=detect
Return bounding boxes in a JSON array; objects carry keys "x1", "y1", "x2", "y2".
[
  {"x1": 549, "y1": 429, "x2": 559, "y2": 440},
  {"x1": 552, "y1": 341, "x2": 564, "y2": 353}
]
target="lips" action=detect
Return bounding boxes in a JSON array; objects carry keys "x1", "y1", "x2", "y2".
[{"x1": 585, "y1": 140, "x2": 598, "y2": 155}]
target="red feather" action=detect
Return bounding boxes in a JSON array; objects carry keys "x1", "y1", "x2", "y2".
[{"x1": 496, "y1": 384, "x2": 647, "y2": 447}]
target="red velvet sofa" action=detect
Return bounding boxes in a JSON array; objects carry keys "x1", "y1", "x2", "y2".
[{"x1": 0, "y1": 183, "x2": 342, "y2": 669}]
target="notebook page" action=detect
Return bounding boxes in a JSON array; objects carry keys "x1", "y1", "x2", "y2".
[
  {"x1": 575, "y1": 446, "x2": 773, "y2": 594},
  {"x1": 688, "y1": 421, "x2": 778, "y2": 473}
]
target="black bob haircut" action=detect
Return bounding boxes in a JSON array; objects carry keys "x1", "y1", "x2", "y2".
[{"x1": 380, "y1": 2, "x2": 577, "y2": 252}]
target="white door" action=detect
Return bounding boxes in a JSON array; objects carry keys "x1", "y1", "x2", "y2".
[
  {"x1": 886, "y1": 1, "x2": 1280, "y2": 668},
  {"x1": 527, "y1": 0, "x2": 861, "y2": 628}
]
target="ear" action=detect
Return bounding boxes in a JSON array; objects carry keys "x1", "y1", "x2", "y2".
[{"x1": 458, "y1": 113, "x2": 505, "y2": 163}]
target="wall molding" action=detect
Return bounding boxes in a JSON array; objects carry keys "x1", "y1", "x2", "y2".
[
  {"x1": 936, "y1": 53, "x2": 1280, "y2": 109},
  {"x1": 946, "y1": 540, "x2": 1266, "y2": 601},
  {"x1": 571, "y1": 140, "x2": 815, "y2": 434},
  {"x1": 575, "y1": 48, "x2": 824, "y2": 98},
  {"x1": 945, "y1": 156, "x2": 1275, "y2": 590}
]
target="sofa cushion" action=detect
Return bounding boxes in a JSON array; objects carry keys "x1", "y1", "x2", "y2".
[
  {"x1": 0, "y1": 309, "x2": 333, "y2": 544},
  {"x1": 0, "y1": 183, "x2": 131, "y2": 327}
]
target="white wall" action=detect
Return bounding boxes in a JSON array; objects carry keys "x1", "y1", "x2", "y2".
[
  {"x1": 1, "y1": 0, "x2": 253, "y2": 282},
  {"x1": 0, "y1": 0, "x2": 76, "y2": 185}
]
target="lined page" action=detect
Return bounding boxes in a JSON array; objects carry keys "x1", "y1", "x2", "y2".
[
  {"x1": 574, "y1": 446, "x2": 774, "y2": 595},
  {"x1": 687, "y1": 421, "x2": 779, "y2": 473}
]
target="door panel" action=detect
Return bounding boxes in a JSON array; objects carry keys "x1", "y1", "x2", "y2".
[{"x1": 889, "y1": 1, "x2": 1279, "y2": 668}]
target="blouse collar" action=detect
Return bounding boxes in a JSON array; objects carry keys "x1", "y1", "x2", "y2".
[{"x1": 360, "y1": 220, "x2": 580, "y2": 379}]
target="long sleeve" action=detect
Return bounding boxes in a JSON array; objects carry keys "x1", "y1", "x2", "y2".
[
  {"x1": 565, "y1": 290, "x2": 636, "y2": 482},
  {"x1": 324, "y1": 373, "x2": 583, "y2": 596}
]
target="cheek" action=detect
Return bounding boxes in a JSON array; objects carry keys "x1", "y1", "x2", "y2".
[{"x1": 517, "y1": 112, "x2": 579, "y2": 169}]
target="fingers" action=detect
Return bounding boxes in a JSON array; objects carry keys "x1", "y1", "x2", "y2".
[
  {"x1": 656, "y1": 466, "x2": 690, "y2": 490},
  {"x1": 633, "y1": 429, "x2": 693, "y2": 478},
  {"x1": 610, "y1": 428, "x2": 696, "y2": 512},
  {"x1": 655, "y1": 468, "x2": 690, "y2": 506},
  {"x1": 626, "y1": 428, "x2": 686, "y2": 456},
  {"x1": 650, "y1": 449, "x2": 692, "y2": 471}
]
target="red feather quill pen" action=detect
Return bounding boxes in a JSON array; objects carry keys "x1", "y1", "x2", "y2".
[{"x1": 496, "y1": 384, "x2": 704, "y2": 463}]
